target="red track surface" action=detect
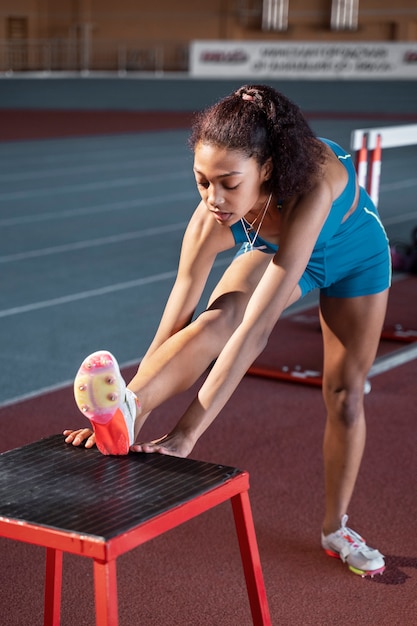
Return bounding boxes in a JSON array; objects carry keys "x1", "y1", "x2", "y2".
[
  {"x1": 1, "y1": 275, "x2": 416, "y2": 625},
  {"x1": 0, "y1": 110, "x2": 416, "y2": 625},
  {"x1": 0, "y1": 110, "x2": 194, "y2": 141}
]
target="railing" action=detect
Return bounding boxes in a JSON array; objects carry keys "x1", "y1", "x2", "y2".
[{"x1": 0, "y1": 39, "x2": 190, "y2": 74}]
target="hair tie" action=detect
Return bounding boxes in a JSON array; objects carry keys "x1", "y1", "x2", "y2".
[{"x1": 242, "y1": 93, "x2": 254, "y2": 101}]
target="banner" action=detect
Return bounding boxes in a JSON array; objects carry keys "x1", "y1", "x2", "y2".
[{"x1": 190, "y1": 41, "x2": 417, "y2": 79}]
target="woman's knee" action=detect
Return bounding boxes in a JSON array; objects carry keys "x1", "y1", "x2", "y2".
[
  {"x1": 323, "y1": 383, "x2": 365, "y2": 429},
  {"x1": 193, "y1": 302, "x2": 242, "y2": 344}
]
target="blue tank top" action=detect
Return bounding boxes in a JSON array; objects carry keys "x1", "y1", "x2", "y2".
[{"x1": 230, "y1": 138, "x2": 357, "y2": 253}]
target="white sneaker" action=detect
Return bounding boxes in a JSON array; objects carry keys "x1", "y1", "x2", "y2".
[
  {"x1": 73, "y1": 350, "x2": 139, "y2": 455},
  {"x1": 321, "y1": 515, "x2": 385, "y2": 577}
]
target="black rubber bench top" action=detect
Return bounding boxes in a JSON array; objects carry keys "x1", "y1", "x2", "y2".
[{"x1": 0, "y1": 435, "x2": 242, "y2": 540}]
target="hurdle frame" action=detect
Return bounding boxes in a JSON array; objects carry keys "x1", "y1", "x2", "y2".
[{"x1": 350, "y1": 123, "x2": 417, "y2": 207}]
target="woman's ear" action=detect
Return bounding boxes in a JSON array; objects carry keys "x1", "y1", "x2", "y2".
[{"x1": 261, "y1": 157, "x2": 273, "y2": 182}]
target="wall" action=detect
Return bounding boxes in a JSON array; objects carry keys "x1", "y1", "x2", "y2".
[
  {"x1": 1, "y1": 1, "x2": 416, "y2": 72},
  {"x1": 1, "y1": 1, "x2": 417, "y2": 42}
]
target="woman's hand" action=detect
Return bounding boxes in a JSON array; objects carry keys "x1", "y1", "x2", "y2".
[
  {"x1": 131, "y1": 430, "x2": 195, "y2": 458},
  {"x1": 63, "y1": 428, "x2": 95, "y2": 448}
]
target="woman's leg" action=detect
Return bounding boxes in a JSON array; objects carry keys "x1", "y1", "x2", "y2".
[
  {"x1": 319, "y1": 289, "x2": 389, "y2": 535},
  {"x1": 70, "y1": 251, "x2": 273, "y2": 453},
  {"x1": 129, "y1": 251, "x2": 273, "y2": 417}
]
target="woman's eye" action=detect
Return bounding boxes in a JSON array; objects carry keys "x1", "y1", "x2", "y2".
[{"x1": 196, "y1": 181, "x2": 239, "y2": 191}]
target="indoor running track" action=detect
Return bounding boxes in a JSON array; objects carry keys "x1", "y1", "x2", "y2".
[{"x1": 0, "y1": 97, "x2": 417, "y2": 626}]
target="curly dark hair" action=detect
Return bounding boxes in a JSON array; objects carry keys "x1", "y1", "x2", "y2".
[{"x1": 189, "y1": 84, "x2": 326, "y2": 200}]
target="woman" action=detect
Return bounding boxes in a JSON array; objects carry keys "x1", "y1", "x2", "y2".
[{"x1": 65, "y1": 84, "x2": 390, "y2": 577}]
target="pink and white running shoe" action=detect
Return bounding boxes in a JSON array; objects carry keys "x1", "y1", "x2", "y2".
[
  {"x1": 73, "y1": 350, "x2": 139, "y2": 455},
  {"x1": 321, "y1": 515, "x2": 385, "y2": 577}
]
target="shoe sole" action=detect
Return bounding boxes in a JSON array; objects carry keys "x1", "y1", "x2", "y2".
[
  {"x1": 324, "y1": 548, "x2": 386, "y2": 578},
  {"x1": 74, "y1": 350, "x2": 131, "y2": 455},
  {"x1": 90, "y1": 408, "x2": 131, "y2": 456}
]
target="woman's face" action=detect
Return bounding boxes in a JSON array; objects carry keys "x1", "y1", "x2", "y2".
[{"x1": 193, "y1": 142, "x2": 271, "y2": 226}]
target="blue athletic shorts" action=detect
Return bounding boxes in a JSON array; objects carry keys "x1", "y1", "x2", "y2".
[{"x1": 298, "y1": 187, "x2": 391, "y2": 298}]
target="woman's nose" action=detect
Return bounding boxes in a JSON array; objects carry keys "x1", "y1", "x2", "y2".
[{"x1": 207, "y1": 185, "x2": 223, "y2": 208}]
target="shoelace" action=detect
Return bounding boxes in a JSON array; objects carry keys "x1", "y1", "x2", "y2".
[{"x1": 336, "y1": 516, "x2": 381, "y2": 560}]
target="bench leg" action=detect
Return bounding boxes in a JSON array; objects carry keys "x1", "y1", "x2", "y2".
[
  {"x1": 231, "y1": 491, "x2": 271, "y2": 626},
  {"x1": 93, "y1": 558, "x2": 119, "y2": 626},
  {"x1": 44, "y1": 548, "x2": 63, "y2": 626}
]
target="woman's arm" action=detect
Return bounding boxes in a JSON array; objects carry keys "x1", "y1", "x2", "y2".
[
  {"x1": 156, "y1": 182, "x2": 334, "y2": 452},
  {"x1": 140, "y1": 201, "x2": 235, "y2": 364},
  {"x1": 64, "y1": 201, "x2": 234, "y2": 448}
]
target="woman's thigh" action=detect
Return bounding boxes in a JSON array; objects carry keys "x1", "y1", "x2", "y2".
[
  {"x1": 205, "y1": 250, "x2": 274, "y2": 325},
  {"x1": 207, "y1": 249, "x2": 303, "y2": 323},
  {"x1": 320, "y1": 289, "x2": 389, "y2": 390}
]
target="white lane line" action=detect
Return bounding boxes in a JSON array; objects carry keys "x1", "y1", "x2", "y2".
[
  {"x1": 0, "y1": 271, "x2": 178, "y2": 319},
  {"x1": 368, "y1": 342, "x2": 417, "y2": 378},
  {"x1": 0, "y1": 269, "x2": 312, "y2": 408},
  {"x1": 0, "y1": 169, "x2": 190, "y2": 200},
  {"x1": 0, "y1": 356, "x2": 142, "y2": 409},
  {"x1": 0, "y1": 258, "x2": 232, "y2": 319},
  {"x1": 0, "y1": 153, "x2": 186, "y2": 183},
  {"x1": 0, "y1": 276, "x2": 413, "y2": 407},
  {"x1": 0, "y1": 380, "x2": 76, "y2": 409},
  {"x1": 2, "y1": 317, "x2": 416, "y2": 409},
  {"x1": 0, "y1": 138, "x2": 185, "y2": 168},
  {"x1": 0, "y1": 221, "x2": 188, "y2": 263},
  {"x1": 0, "y1": 191, "x2": 197, "y2": 227}
]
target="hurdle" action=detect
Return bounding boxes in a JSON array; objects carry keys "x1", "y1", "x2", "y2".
[
  {"x1": 246, "y1": 123, "x2": 417, "y2": 387},
  {"x1": 247, "y1": 338, "x2": 417, "y2": 391},
  {"x1": 350, "y1": 123, "x2": 417, "y2": 207},
  {"x1": 381, "y1": 324, "x2": 417, "y2": 343},
  {"x1": 351, "y1": 122, "x2": 417, "y2": 343}
]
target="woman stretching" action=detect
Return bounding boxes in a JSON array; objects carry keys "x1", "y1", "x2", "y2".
[{"x1": 65, "y1": 84, "x2": 390, "y2": 578}]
